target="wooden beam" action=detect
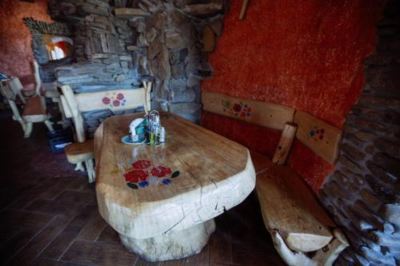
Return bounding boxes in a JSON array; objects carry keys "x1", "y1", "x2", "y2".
[
  {"x1": 272, "y1": 123, "x2": 297, "y2": 165},
  {"x1": 202, "y1": 91, "x2": 295, "y2": 130},
  {"x1": 239, "y1": 0, "x2": 249, "y2": 20},
  {"x1": 114, "y1": 8, "x2": 149, "y2": 17},
  {"x1": 202, "y1": 26, "x2": 216, "y2": 52},
  {"x1": 182, "y1": 3, "x2": 223, "y2": 16}
]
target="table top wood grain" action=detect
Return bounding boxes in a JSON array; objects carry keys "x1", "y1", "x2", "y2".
[{"x1": 94, "y1": 112, "x2": 256, "y2": 239}]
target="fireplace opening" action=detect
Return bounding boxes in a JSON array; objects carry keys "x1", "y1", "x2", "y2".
[{"x1": 44, "y1": 36, "x2": 73, "y2": 61}]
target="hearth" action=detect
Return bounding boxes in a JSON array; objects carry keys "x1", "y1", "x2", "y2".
[{"x1": 24, "y1": 17, "x2": 73, "y2": 82}]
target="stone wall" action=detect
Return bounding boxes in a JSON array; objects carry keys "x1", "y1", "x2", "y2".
[
  {"x1": 48, "y1": 0, "x2": 140, "y2": 92},
  {"x1": 47, "y1": 0, "x2": 225, "y2": 124},
  {"x1": 320, "y1": 1, "x2": 400, "y2": 264}
]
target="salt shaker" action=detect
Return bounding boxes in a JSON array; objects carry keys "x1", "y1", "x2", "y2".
[{"x1": 159, "y1": 127, "x2": 166, "y2": 143}]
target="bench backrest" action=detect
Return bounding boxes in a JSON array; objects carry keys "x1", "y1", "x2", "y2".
[
  {"x1": 61, "y1": 82, "x2": 152, "y2": 143},
  {"x1": 202, "y1": 91, "x2": 342, "y2": 164}
]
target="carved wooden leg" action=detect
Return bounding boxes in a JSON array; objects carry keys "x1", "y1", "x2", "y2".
[
  {"x1": 271, "y1": 229, "x2": 349, "y2": 266},
  {"x1": 271, "y1": 230, "x2": 316, "y2": 266},
  {"x1": 16, "y1": 119, "x2": 27, "y2": 134},
  {"x1": 312, "y1": 229, "x2": 349, "y2": 266},
  {"x1": 24, "y1": 122, "x2": 33, "y2": 138},
  {"x1": 44, "y1": 119, "x2": 54, "y2": 132},
  {"x1": 74, "y1": 162, "x2": 85, "y2": 171},
  {"x1": 55, "y1": 98, "x2": 70, "y2": 128},
  {"x1": 85, "y1": 159, "x2": 95, "y2": 183}
]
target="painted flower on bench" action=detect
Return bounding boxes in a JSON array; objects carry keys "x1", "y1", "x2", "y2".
[
  {"x1": 309, "y1": 127, "x2": 325, "y2": 141},
  {"x1": 102, "y1": 92, "x2": 126, "y2": 108},
  {"x1": 123, "y1": 159, "x2": 180, "y2": 189},
  {"x1": 222, "y1": 100, "x2": 251, "y2": 118}
]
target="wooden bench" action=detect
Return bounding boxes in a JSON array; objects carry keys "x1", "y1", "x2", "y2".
[
  {"x1": 202, "y1": 91, "x2": 349, "y2": 266},
  {"x1": 60, "y1": 82, "x2": 152, "y2": 183}
]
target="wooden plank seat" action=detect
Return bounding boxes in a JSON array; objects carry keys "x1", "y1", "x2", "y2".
[
  {"x1": 22, "y1": 95, "x2": 54, "y2": 136},
  {"x1": 202, "y1": 91, "x2": 349, "y2": 266},
  {"x1": 255, "y1": 157, "x2": 348, "y2": 265},
  {"x1": 64, "y1": 140, "x2": 95, "y2": 183},
  {"x1": 23, "y1": 95, "x2": 46, "y2": 119},
  {"x1": 59, "y1": 82, "x2": 152, "y2": 183},
  {"x1": 64, "y1": 140, "x2": 94, "y2": 163},
  {"x1": 253, "y1": 151, "x2": 335, "y2": 248}
]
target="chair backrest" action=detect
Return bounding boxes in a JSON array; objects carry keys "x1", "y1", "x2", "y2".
[
  {"x1": 202, "y1": 91, "x2": 342, "y2": 164},
  {"x1": 0, "y1": 80, "x2": 16, "y2": 101},
  {"x1": 61, "y1": 82, "x2": 152, "y2": 143},
  {"x1": 7, "y1": 77, "x2": 26, "y2": 104},
  {"x1": 32, "y1": 60, "x2": 41, "y2": 95}
]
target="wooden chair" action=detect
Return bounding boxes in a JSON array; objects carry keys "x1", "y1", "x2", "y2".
[
  {"x1": 60, "y1": 82, "x2": 152, "y2": 183},
  {"x1": 0, "y1": 78, "x2": 54, "y2": 138}
]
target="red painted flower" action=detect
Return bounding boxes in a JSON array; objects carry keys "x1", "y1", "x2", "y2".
[
  {"x1": 151, "y1": 166, "x2": 172, "y2": 178},
  {"x1": 124, "y1": 169, "x2": 148, "y2": 183},
  {"x1": 117, "y1": 93, "x2": 124, "y2": 100},
  {"x1": 113, "y1": 100, "x2": 120, "y2": 107},
  {"x1": 132, "y1": 160, "x2": 152, "y2": 169},
  {"x1": 102, "y1": 97, "x2": 111, "y2": 105},
  {"x1": 233, "y1": 103, "x2": 241, "y2": 113}
]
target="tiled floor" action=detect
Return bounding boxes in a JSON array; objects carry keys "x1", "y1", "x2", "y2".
[{"x1": 0, "y1": 111, "x2": 284, "y2": 266}]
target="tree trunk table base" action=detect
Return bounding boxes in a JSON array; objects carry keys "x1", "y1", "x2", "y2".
[{"x1": 119, "y1": 220, "x2": 216, "y2": 262}]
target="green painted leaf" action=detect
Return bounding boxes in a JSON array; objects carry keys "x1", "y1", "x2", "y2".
[{"x1": 171, "y1": 171, "x2": 180, "y2": 178}]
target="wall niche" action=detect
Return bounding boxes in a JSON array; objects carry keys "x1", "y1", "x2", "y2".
[{"x1": 23, "y1": 17, "x2": 73, "y2": 82}]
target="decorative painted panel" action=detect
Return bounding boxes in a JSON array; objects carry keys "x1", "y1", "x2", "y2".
[
  {"x1": 202, "y1": 91, "x2": 295, "y2": 130},
  {"x1": 294, "y1": 111, "x2": 342, "y2": 164},
  {"x1": 123, "y1": 159, "x2": 180, "y2": 189}
]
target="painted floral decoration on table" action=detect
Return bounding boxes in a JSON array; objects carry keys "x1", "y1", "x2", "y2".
[
  {"x1": 102, "y1": 92, "x2": 126, "y2": 108},
  {"x1": 123, "y1": 159, "x2": 180, "y2": 189},
  {"x1": 309, "y1": 127, "x2": 325, "y2": 141},
  {"x1": 222, "y1": 99, "x2": 251, "y2": 118}
]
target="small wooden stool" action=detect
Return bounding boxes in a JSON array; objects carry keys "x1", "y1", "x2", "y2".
[{"x1": 64, "y1": 140, "x2": 95, "y2": 183}]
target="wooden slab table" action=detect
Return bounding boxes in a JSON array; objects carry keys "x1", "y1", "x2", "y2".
[{"x1": 94, "y1": 113, "x2": 256, "y2": 261}]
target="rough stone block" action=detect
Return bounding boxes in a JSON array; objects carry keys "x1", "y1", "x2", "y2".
[
  {"x1": 381, "y1": 204, "x2": 400, "y2": 226},
  {"x1": 171, "y1": 63, "x2": 186, "y2": 79},
  {"x1": 169, "y1": 103, "x2": 201, "y2": 115},
  {"x1": 165, "y1": 32, "x2": 186, "y2": 49},
  {"x1": 170, "y1": 87, "x2": 196, "y2": 103}
]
